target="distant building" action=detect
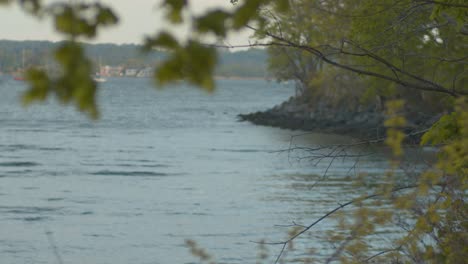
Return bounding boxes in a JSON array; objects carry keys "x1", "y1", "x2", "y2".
[
  {"x1": 125, "y1": 68, "x2": 139, "y2": 77},
  {"x1": 136, "y1": 67, "x2": 153, "y2": 78},
  {"x1": 100, "y1": 65, "x2": 124, "y2": 77}
]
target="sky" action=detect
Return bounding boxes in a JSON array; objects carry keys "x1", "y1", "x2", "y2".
[{"x1": 0, "y1": 0, "x2": 252, "y2": 45}]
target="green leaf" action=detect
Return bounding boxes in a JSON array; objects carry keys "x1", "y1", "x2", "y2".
[
  {"x1": 154, "y1": 40, "x2": 217, "y2": 92},
  {"x1": 195, "y1": 10, "x2": 230, "y2": 37},
  {"x1": 162, "y1": 0, "x2": 187, "y2": 24},
  {"x1": 154, "y1": 53, "x2": 184, "y2": 86},
  {"x1": 185, "y1": 41, "x2": 217, "y2": 91},
  {"x1": 421, "y1": 112, "x2": 460, "y2": 145},
  {"x1": 20, "y1": 0, "x2": 41, "y2": 14},
  {"x1": 54, "y1": 42, "x2": 99, "y2": 119},
  {"x1": 52, "y1": 3, "x2": 117, "y2": 39},
  {"x1": 0, "y1": 0, "x2": 13, "y2": 5},
  {"x1": 274, "y1": 0, "x2": 290, "y2": 12},
  {"x1": 22, "y1": 69, "x2": 51, "y2": 104},
  {"x1": 232, "y1": 0, "x2": 263, "y2": 29},
  {"x1": 96, "y1": 6, "x2": 119, "y2": 26},
  {"x1": 143, "y1": 31, "x2": 180, "y2": 51},
  {"x1": 54, "y1": 42, "x2": 81, "y2": 65},
  {"x1": 54, "y1": 7, "x2": 76, "y2": 35}
]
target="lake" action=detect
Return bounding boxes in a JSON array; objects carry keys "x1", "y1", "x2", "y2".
[{"x1": 0, "y1": 77, "x2": 393, "y2": 264}]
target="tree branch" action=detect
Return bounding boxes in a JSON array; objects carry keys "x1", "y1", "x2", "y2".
[
  {"x1": 416, "y1": 0, "x2": 468, "y2": 9},
  {"x1": 255, "y1": 185, "x2": 418, "y2": 264},
  {"x1": 216, "y1": 23, "x2": 465, "y2": 98}
]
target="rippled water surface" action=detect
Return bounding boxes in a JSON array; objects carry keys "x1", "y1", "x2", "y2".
[{"x1": 0, "y1": 77, "x2": 395, "y2": 264}]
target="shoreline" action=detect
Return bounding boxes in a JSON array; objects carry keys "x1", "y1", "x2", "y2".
[
  {"x1": 214, "y1": 76, "x2": 269, "y2": 81},
  {"x1": 238, "y1": 96, "x2": 441, "y2": 142}
]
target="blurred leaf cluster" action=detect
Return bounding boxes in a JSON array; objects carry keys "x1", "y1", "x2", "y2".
[{"x1": 4, "y1": 0, "x2": 118, "y2": 118}]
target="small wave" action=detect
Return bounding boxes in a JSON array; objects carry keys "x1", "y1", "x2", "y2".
[
  {"x1": 0, "y1": 162, "x2": 39, "y2": 167},
  {"x1": 69, "y1": 199, "x2": 96, "y2": 205},
  {"x1": 220, "y1": 257, "x2": 246, "y2": 262},
  {"x1": 20, "y1": 216, "x2": 49, "y2": 222},
  {"x1": 8, "y1": 129, "x2": 50, "y2": 133},
  {"x1": 37, "y1": 147, "x2": 66, "y2": 151},
  {"x1": 115, "y1": 159, "x2": 159, "y2": 164},
  {"x1": 0, "y1": 144, "x2": 32, "y2": 151},
  {"x1": 22, "y1": 186, "x2": 39, "y2": 190},
  {"x1": 0, "y1": 206, "x2": 61, "y2": 214},
  {"x1": 165, "y1": 211, "x2": 187, "y2": 216},
  {"x1": 119, "y1": 163, "x2": 170, "y2": 168},
  {"x1": 117, "y1": 164, "x2": 171, "y2": 169},
  {"x1": 82, "y1": 163, "x2": 170, "y2": 168},
  {"x1": 80, "y1": 211, "x2": 94, "y2": 215},
  {"x1": 136, "y1": 159, "x2": 153, "y2": 163},
  {"x1": 0, "y1": 145, "x2": 65, "y2": 152},
  {"x1": 71, "y1": 134, "x2": 99, "y2": 138},
  {"x1": 89, "y1": 170, "x2": 170, "y2": 177},
  {"x1": 176, "y1": 107, "x2": 214, "y2": 114},
  {"x1": 83, "y1": 233, "x2": 114, "y2": 238},
  {"x1": 4, "y1": 170, "x2": 34, "y2": 175},
  {"x1": 46, "y1": 198, "x2": 65, "y2": 202},
  {"x1": 209, "y1": 148, "x2": 267, "y2": 153},
  {"x1": 192, "y1": 212, "x2": 211, "y2": 216},
  {"x1": 84, "y1": 234, "x2": 100, "y2": 237},
  {"x1": 0, "y1": 155, "x2": 23, "y2": 159}
]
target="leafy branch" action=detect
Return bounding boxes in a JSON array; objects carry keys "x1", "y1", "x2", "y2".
[{"x1": 256, "y1": 185, "x2": 418, "y2": 264}]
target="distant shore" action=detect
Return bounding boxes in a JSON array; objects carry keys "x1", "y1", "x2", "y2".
[
  {"x1": 0, "y1": 73, "x2": 268, "y2": 81},
  {"x1": 214, "y1": 76, "x2": 268, "y2": 81}
]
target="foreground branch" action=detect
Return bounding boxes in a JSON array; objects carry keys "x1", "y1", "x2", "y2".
[{"x1": 256, "y1": 185, "x2": 417, "y2": 264}]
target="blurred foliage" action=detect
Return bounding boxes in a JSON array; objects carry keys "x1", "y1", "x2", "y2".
[
  {"x1": 421, "y1": 112, "x2": 461, "y2": 145},
  {"x1": 6, "y1": 0, "x2": 118, "y2": 118},
  {"x1": 255, "y1": 1, "x2": 467, "y2": 263},
  {"x1": 0, "y1": 40, "x2": 267, "y2": 78},
  {"x1": 23, "y1": 41, "x2": 99, "y2": 118},
  {"x1": 162, "y1": 0, "x2": 187, "y2": 24},
  {"x1": 261, "y1": 0, "x2": 467, "y2": 112},
  {"x1": 6, "y1": 0, "x2": 288, "y2": 117},
  {"x1": 384, "y1": 100, "x2": 407, "y2": 157},
  {"x1": 3, "y1": 0, "x2": 467, "y2": 263}
]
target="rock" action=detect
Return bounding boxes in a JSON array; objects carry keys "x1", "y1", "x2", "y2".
[{"x1": 238, "y1": 95, "x2": 438, "y2": 141}]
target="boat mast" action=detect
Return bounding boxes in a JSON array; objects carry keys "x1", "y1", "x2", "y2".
[{"x1": 21, "y1": 49, "x2": 25, "y2": 70}]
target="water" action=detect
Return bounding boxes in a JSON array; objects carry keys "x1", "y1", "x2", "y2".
[{"x1": 0, "y1": 77, "x2": 394, "y2": 264}]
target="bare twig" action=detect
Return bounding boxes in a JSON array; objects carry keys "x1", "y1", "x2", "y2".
[
  {"x1": 210, "y1": 23, "x2": 466, "y2": 97},
  {"x1": 255, "y1": 185, "x2": 417, "y2": 264},
  {"x1": 363, "y1": 247, "x2": 403, "y2": 262}
]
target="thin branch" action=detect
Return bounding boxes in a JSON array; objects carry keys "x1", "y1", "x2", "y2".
[
  {"x1": 273, "y1": 127, "x2": 432, "y2": 155},
  {"x1": 274, "y1": 221, "x2": 308, "y2": 229},
  {"x1": 364, "y1": 247, "x2": 403, "y2": 262},
  {"x1": 340, "y1": 39, "x2": 453, "y2": 93},
  {"x1": 236, "y1": 25, "x2": 466, "y2": 97},
  {"x1": 416, "y1": 0, "x2": 468, "y2": 9},
  {"x1": 255, "y1": 185, "x2": 418, "y2": 264},
  {"x1": 325, "y1": 225, "x2": 364, "y2": 264}
]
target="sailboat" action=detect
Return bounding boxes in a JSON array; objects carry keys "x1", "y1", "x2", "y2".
[
  {"x1": 93, "y1": 75, "x2": 107, "y2": 83},
  {"x1": 13, "y1": 49, "x2": 26, "y2": 81},
  {"x1": 13, "y1": 74, "x2": 25, "y2": 81},
  {"x1": 93, "y1": 57, "x2": 107, "y2": 83}
]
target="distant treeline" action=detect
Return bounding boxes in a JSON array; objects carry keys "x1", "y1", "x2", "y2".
[{"x1": 0, "y1": 40, "x2": 269, "y2": 78}]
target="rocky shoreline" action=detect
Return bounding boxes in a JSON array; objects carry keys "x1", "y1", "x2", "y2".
[{"x1": 238, "y1": 96, "x2": 441, "y2": 141}]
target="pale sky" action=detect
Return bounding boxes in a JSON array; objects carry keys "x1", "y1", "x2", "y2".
[{"x1": 0, "y1": 0, "x2": 252, "y2": 45}]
